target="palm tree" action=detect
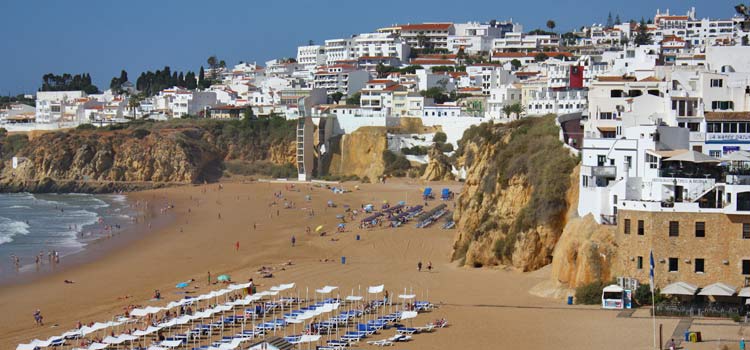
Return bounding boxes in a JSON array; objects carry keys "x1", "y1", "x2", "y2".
[
  {"x1": 546, "y1": 20, "x2": 556, "y2": 33},
  {"x1": 502, "y1": 104, "x2": 513, "y2": 120}
]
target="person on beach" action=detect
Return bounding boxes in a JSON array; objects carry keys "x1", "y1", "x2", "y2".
[
  {"x1": 291, "y1": 236, "x2": 296, "y2": 247},
  {"x1": 417, "y1": 261, "x2": 423, "y2": 272},
  {"x1": 428, "y1": 261, "x2": 433, "y2": 272},
  {"x1": 235, "y1": 241, "x2": 240, "y2": 251},
  {"x1": 208, "y1": 271, "x2": 211, "y2": 285},
  {"x1": 33, "y1": 309, "x2": 43, "y2": 326}
]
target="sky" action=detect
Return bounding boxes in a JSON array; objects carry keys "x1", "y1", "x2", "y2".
[{"x1": 0, "y1": 0, "x2": 733, "y2": 95}]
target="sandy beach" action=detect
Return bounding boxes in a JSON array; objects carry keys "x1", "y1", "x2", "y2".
[{"x1": 0, "y1": 179, "x2": 736, "y2": 349}]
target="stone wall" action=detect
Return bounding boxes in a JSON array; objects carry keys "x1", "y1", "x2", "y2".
[{"x1": 616, "y1": 209, "x2": 750, "y2": 288}]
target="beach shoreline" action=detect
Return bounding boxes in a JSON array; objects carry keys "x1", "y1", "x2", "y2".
[
  {"x1": 0, "y1": 178, "x2": 703, "y2": 350},
  {"x1": 0, "y1": 192, "x2": 175, "y2": 287}
]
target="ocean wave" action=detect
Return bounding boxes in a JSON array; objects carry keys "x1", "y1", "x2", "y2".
[
  {"x1": 7, "y1": 205, "x2": 32, "y2": 209},
  {"x1": 0, "y1": 216, "x2": 30, "y2": 245}
]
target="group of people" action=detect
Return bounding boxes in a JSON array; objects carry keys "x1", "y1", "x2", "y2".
[{"x1": 417, "y1": 261, "x2": 433, "y2": 272}]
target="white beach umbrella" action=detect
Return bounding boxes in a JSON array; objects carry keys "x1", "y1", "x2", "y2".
[
  {"x1": 87, "y1": 342, "x2": 109, "y2": 350},
  {"x1": 400, "y1": 311, "x2": 418, "y2": 320},
  {"x1": 661, "y1": 282, "x2": 698, "y2": 296},
  {"x1": 368, "y1": 285, "x2": 384, "y2": 294},
  {"x1": 398, "y1": 294, "x2": 416, "y2": 300},
  {"x1": 699, "y1": 282, "x2": 737, "y2": 296},
  {"x1": 345, "y1": 295, "x2": 363, "y2": 301},
  {"x1": 315, "y1": 286, "x2": 338, "y2": 294}
]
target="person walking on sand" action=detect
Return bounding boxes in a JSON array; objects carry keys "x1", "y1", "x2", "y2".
[
  {"x1": 291, "y1": 235, "x2": 296, "y2": 247},
  {"x1": 427, "y1": 261, "x2": 432, "y2": 272},
  {"x1": 33, "y1": 309, "x2": 43, "y2": 326},
  {"x1": 235, "y1": 241, "x2": 240, "y2": 252},
  {"x1": 417, "y1": 261, "x2": 422, "y2": 272},
  {"x1": 741, "y1": 338, "x2": 746, "y2": 350},
  {"x1": 208, "y1": 271, "x2": 211, "y2": 285}
]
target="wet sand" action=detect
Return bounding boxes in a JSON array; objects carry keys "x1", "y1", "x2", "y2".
[{"x1": 0, "y1": 179, "x2": 687, "y2": 349}]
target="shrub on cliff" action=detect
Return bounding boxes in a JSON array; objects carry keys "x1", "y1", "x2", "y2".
[
  {"x1": 383, "y1": 150, "x2": 411, "y2": 176},
  {"x1": 453, "y1": 115, "x2": 578, "y2": 263},
  {"x1": 0, "y1": 134, "x2": 29, "y2": 161},
  {"x1": 575, "y1": 280, "x2": 604, "y2": 305}
]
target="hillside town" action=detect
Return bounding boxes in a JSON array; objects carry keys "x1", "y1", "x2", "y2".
[{"x1": 3, "y1": 6, "x2": 750, "y2": 296}]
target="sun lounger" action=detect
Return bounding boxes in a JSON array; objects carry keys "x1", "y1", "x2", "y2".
[
  {"x1": 396, "y1": 327, "x2": 418, "y2": 335},
  {"x1": 366, "y1": 339, "x2": 394, "y2": 347}
]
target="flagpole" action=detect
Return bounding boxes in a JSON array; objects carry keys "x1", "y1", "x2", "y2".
[{"x1": 650, "y1": 250, "x2": 657, "y2": 350}]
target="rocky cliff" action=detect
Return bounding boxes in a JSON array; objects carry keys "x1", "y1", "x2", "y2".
[
  {"x1": 550, "y1": 165, "x2": 617, "y2": 288},
  {"x1": 322, "y1": 126, "x2": 387, "y2": 181},
  {"x1": 0, "y1": 118, "x2": 297, "y2": 193},
  {"x1": 451, "y1": 116, "x2": 578, "y2": 271},
  {"x1": 421, "y1": 144, "x2": 454, "y2": 181}
]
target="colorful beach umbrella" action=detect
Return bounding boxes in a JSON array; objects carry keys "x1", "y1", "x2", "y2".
[{"x1": 217, "y1": 274, "x2": 231, "y2": 282}]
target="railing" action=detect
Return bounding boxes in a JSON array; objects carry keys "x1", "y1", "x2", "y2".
[
  {"x1": 600, "y1": 214, "x2": 617, "y2": 226},
  {"x1": 592, "y1": 166, "x2": 617, "y2": 178}
]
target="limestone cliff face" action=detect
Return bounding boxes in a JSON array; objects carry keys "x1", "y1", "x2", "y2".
[
  {"x1": 550, "y1": 166, "x2": 617, "y2": 288},
  {"x1": 421, "y1": 144, "x2": 453, "y2": 181},
  {"x1": 323, "y1": 127, "x2": 387, "y2": 181},
  {"x1": 0, "y1": 128, "x2": 223, "y2": 192},
  {"x1": 0, "y1": 119, "x2": 297, "y2": 193},
  {"x1": 450, "y1": 117, "x2": 578, "y2": 271}
]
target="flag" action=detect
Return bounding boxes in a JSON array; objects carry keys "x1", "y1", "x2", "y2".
[{"x1": 649, "y1": 250, "x2": 655, "y2": 292}]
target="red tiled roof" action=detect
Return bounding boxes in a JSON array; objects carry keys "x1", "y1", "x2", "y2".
[
  {"x1": 410, "y1": 59, "x2": 455, "y2": 65},
  {"x1": 417, "y1": 54, "x2": 458, "y2": 59},
  {"x1": 492, "y1": 51, "x2": 573, "y2": 58},
  {"x1": 383, "y1": 84, "x2": 405, "y2": 91},
  {"x1": 359, "y1": 56, "x2": 396, "y2": 60},
  {"x1": 367, "y1": 79, "x2": 395, "y2": 84},
  {"x1": 658, "y1": 15, "x2": 688, "y2": 21},
  {"x1": 399, "y1": 23, "x2": 453, "y2": 31},
  {"x1": 458, "y1": 87, "x2": 482, "y2": 91},
  {"x1": 448, "y1": 72, "x2": 468, "y2": 78},
  {"x1": 596, "y1": 76, "x2": 637, "y2": 82},
  {"x1": 514, "y1": 71, "x2": 540, "y2": 76}
]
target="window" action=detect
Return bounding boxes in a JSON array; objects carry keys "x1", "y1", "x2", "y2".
[
  {"x1": 712, "y1": 101, "x2": 734, "y2": 110},
  {"x1": 695, "y1": 222, "x2": 705, "y2": 237},
  {"x1": 597, "y1": 155, "x2": 606, "y2": 166},
  {"x1": 743, "y1": 260, "x2": 750, "y2": 275},
  {"x1": 637, "y1": 256, "x2": 643, "y2": 269},
  {"x1": 695, "y1": 258, "x2": 705, "y2": 273},
  {"x1": 646, "y1": 153, "x2": 659, "y2": 169},
  {"x1": 744, "y1": 223, "x2": 750, "y2": 239},
  {"x1": 625, "y1": 156, "x2": 632, "y2": 168},
  {"x1": 710, "y1": 150, "x2": 722, "y2": 158},
  {"x1": 624, "y1": 219, "x2": 631, "y2": 234},
  {"x1": 710, "y1": 79, "x2": 723, "y2": 87},
  {"x1": 668, "y1": 258, "x2": 679, "y2": 272},
  {"x1": 707, "y1": 122, "x2": 721, "y2": 133},
  {"x1": 669, "y1": 221, "x2": 679, "y2": 237},
  {"x1": 637, "y1": 220, "x2": 644, "y2": 235},
  {"x1": 600, "y1": 112, "x2": 614, "y2": 120}
]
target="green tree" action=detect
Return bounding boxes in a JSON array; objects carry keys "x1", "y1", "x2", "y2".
[
  {"x1": 510, "y1": 59, "x2": 522, "y2": 70},
  {"x1": 207, "y1": 56, "x2": 218, "y2": 70},
  {"x1": 432, "y1": 131, "x2": 447, "y2": 143},
  {"x1": 219, "y1": 60, "x2": 226, "y2": 68},
  {"x1": 416, "y1": 33, "x2": 429, "y2": 49},
  {"x1": 345, "y1": 92, "x2": 361, "y2": 105},
  {"x1": 633, "y1": 19, "x2": 653, "y2": 45},
  {"x1": 606, "y1": 12, "x2": 613, "y2": 28},
  {"x1": 242, "y1": 107, "x2": 255, "y2": 122},
  {"x1": 534, "y1": 52, "x2": 549, "y2": 62},
  {"x1": 615, "y1": 14, "x2": 622, "y2": 25},
  {"x1": 546, "y1": 20, "x2": 556, "y2": 33},
  {"x1": 330, "y1": 92, "x2": 344, "y2": 104}
]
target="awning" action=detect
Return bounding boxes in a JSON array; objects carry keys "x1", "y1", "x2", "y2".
[
  {"x1": 597, "y1": 126, "x2": 616, "y2": 132},
  {"x1": 661, "y1": 282, "x2": 698, "y2": 296},
  {"x1": 602, "y1": 284, "x2": 624, "y2": 293},
  {"x1": 665, "y1": 150, "x2": 721, "y2": 163},
  {"x1": 698, "y1": 282, "x2": 737, "y2": 296},
  {"x1": 722, "y1": 150, "x2": 750, "y2": 162}
]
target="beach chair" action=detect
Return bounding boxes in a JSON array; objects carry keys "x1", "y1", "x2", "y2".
[
  {"x1": 366, "y1": 339, "x2": 395, "y2": 347},
  {"x1": 396, "y1": 326, "x2": 418, "y2": 335},
  {"x1": 415, "y1": 324, "x2": 435, "y2": 333}
]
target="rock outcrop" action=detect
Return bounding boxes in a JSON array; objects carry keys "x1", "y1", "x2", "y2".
[
  {"x1": 450, "y1": 116, "x2": 578, "y2": 271},
  {"x1": 321, "y1": 126, "x2": 387, "y2": 181},
  {"x1": 421, "y1": 144, "x2": 453, "y2": 181},
  {"x1": 550, "y1": 166, "x2": 617, "y2": 288},
  {"x1": 0, "y1": 119, "x2": 297, "y2": 193}
]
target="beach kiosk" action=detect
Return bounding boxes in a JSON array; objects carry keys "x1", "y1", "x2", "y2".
[{"x1": 602, "y1": 284, "x2": 629, "y2": 309}]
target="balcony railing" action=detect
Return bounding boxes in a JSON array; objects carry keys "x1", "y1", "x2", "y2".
[
  {"x1": 601, "y1": 214, "x2": 617, "y2": 225},
  {"x1": 592, "y1": 166, "x2": 617, "y2": 177}
]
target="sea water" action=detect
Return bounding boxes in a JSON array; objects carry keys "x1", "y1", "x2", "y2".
[{"x1": 0, "y1": 193, "x2": 137, "y2": 280}]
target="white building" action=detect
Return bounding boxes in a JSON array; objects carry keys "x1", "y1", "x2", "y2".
[
  {"x1": 296, "y1": 45, "x2": 327, "y2": 70},
  {"x1": 35, "y1": 91, "x2": 87, "y2": 123},
  {"x1": 352, "y1": 33, "x2": 410, "y2": 62},
  {"x1": 525, "y1": 88, "x2": 588, "y2": 116},
  {"x1": 492, "y1": 32, "x2": 560, "y2": 53},
  {"x1": 397, "y1": 23, "x2": 455, "y2": 50},
  {"x1": 447, "y1": 22, "x2": 507, "y2": 54},
  {"x1": 313, "y1": 65, "x2": 371, "y2": 96}
]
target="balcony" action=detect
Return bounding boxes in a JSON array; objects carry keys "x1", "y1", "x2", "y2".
[
  {"x1": 591, "y1": 166, "x2": 616, "y2": 178},
  {"x1": 600, "y1": 214, "x2": 617, "y2": 225}
]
